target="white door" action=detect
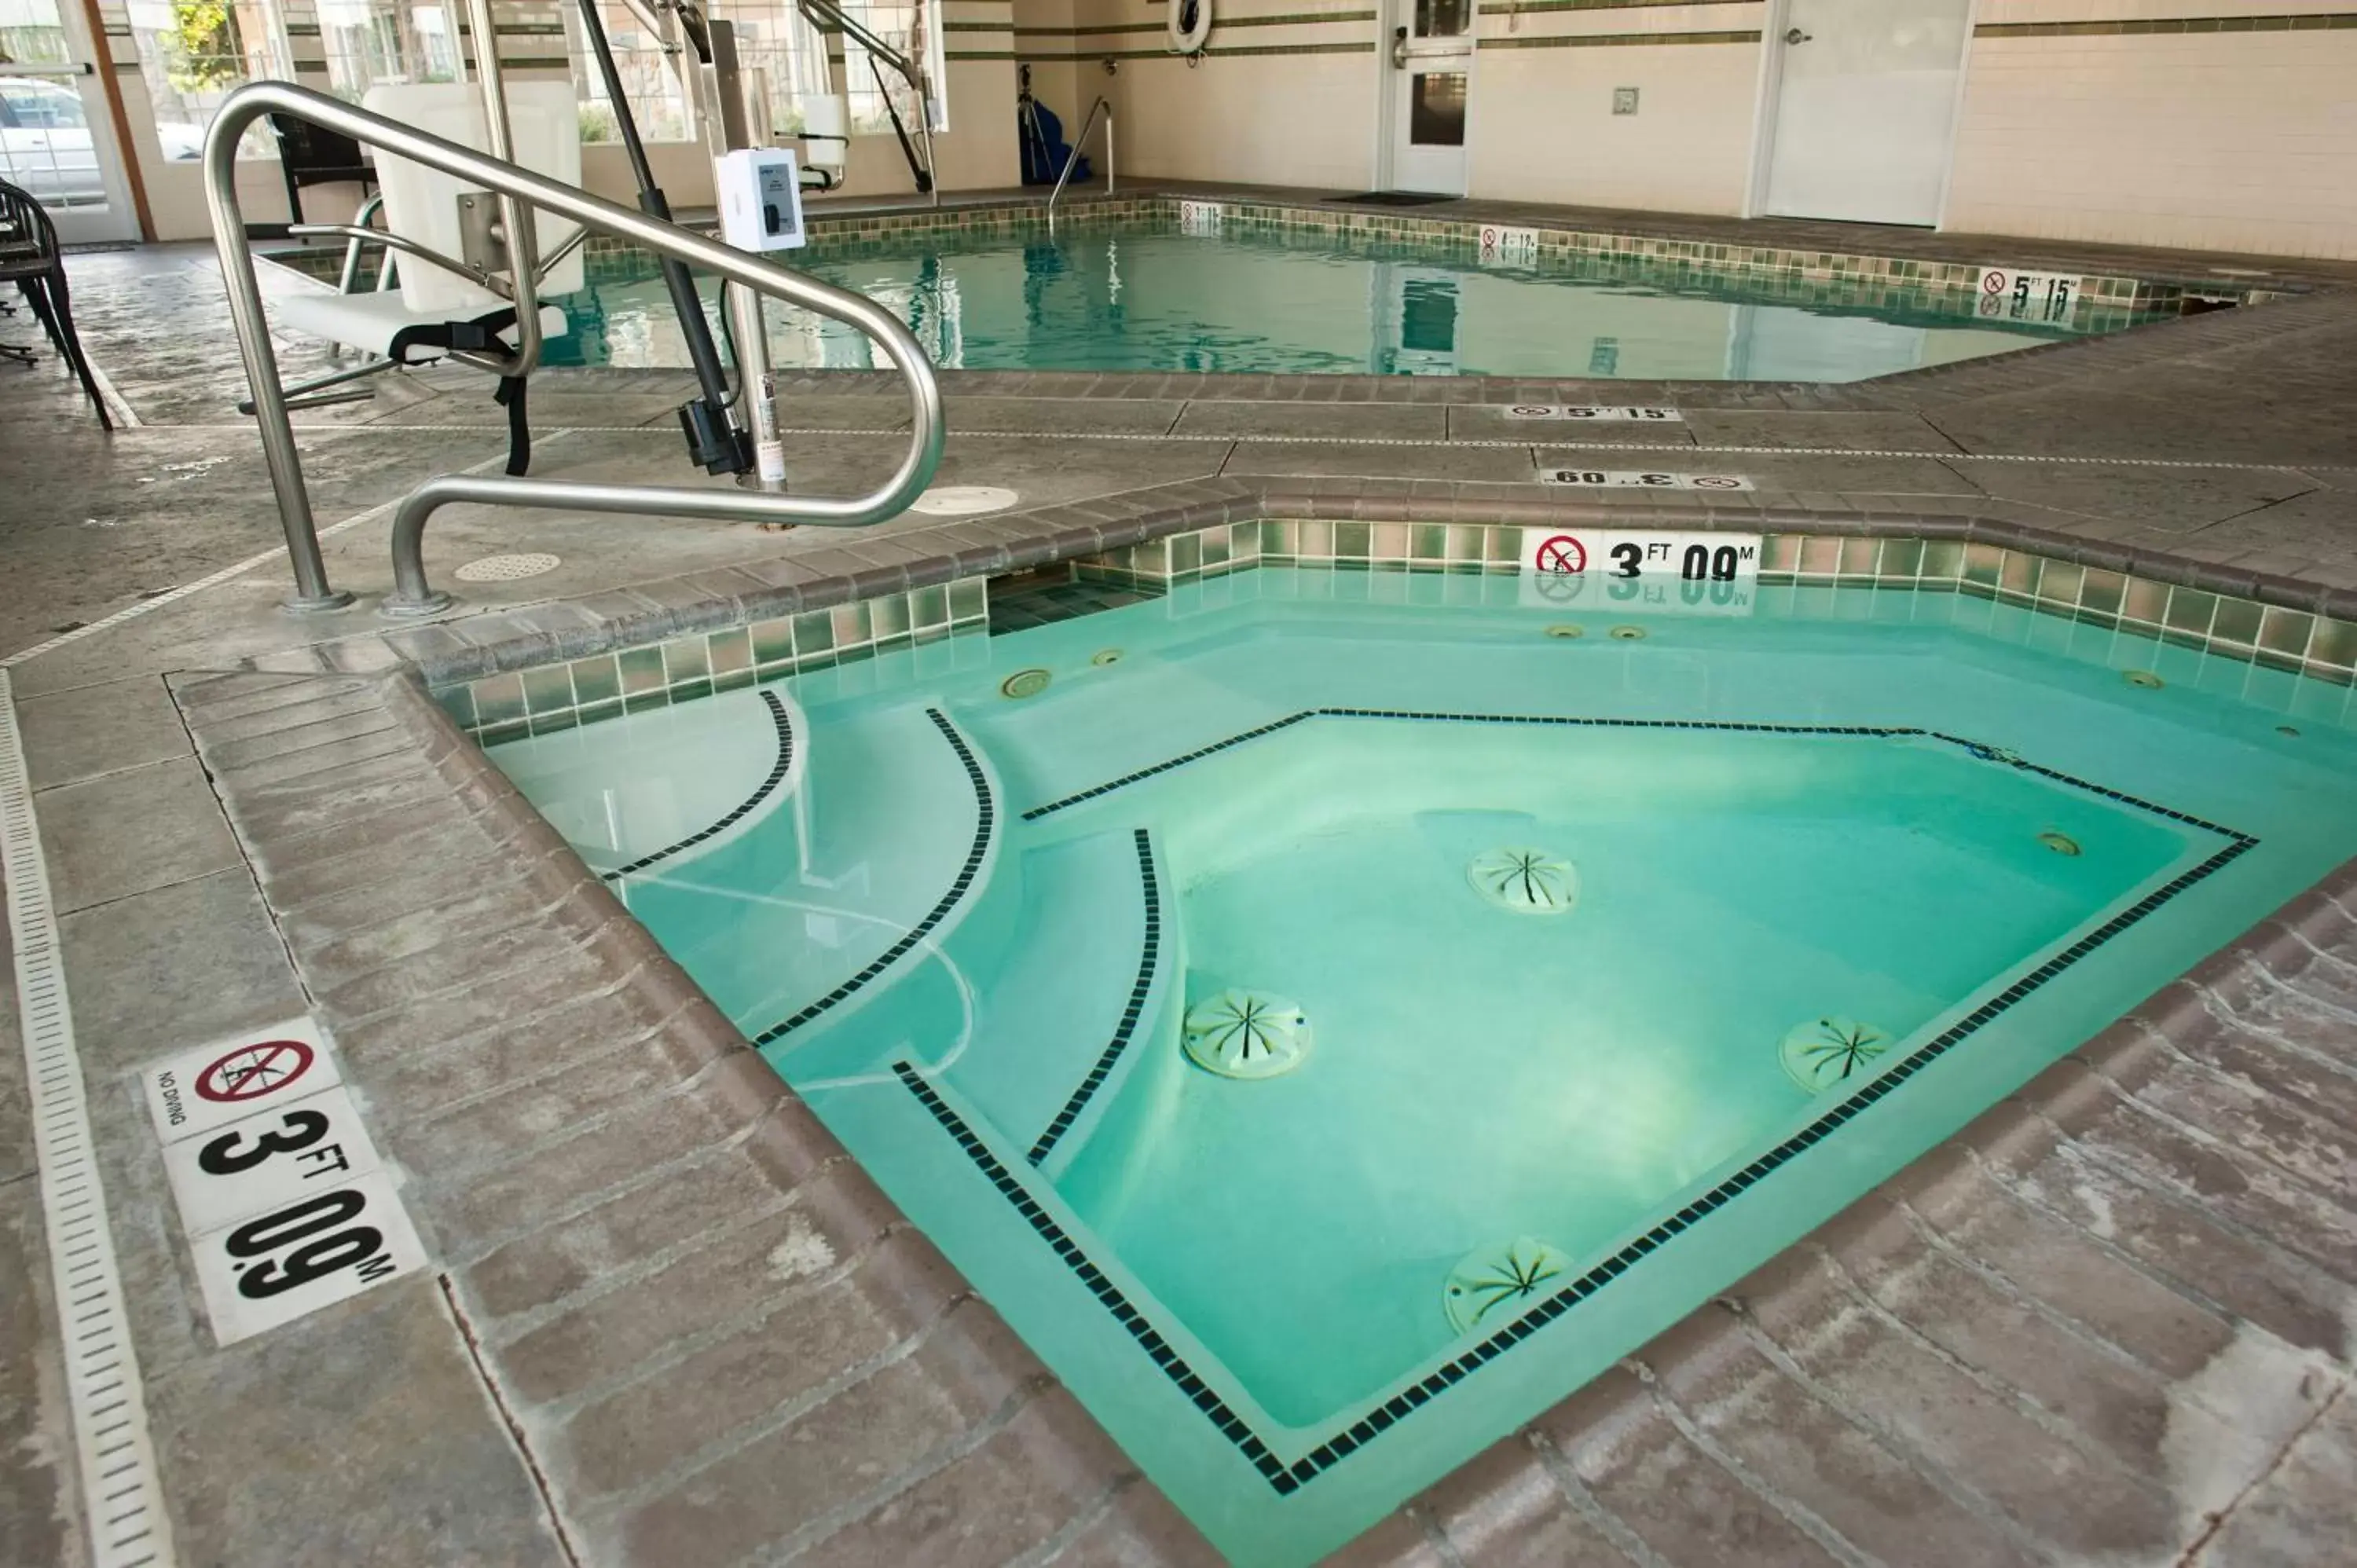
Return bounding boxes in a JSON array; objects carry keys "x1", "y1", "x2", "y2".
[
  {"x1": 0, "y1": 2, "x2": 141, "y2": 245},
  {"x1": 1761, "y1": 0, "x2": 1973, "y2": 227},
  {"x1": 1384, "y1": 0, "x2": 1472, "y2": 196}
]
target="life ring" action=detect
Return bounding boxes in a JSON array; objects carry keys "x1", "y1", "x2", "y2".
[{"x1": 1168, "y1": 0, "x2": 1211, "y2": 54}]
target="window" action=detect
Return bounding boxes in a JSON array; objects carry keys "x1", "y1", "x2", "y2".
[
  {"x1": 837, "y1": 0, "x2": 945, "y2": 137},
  {"x1": 2, "y1": 79, "x2": 85, "y2": 129},
  {"x1": 313, "y1": 0, "x2": 460, "y2": 98},
  {"x1": 563, "y1": 0, "x2": 691, "y2": 144},
  {"x1": 709, "y1": 0, "x2": 831, "y2": 135},
  {"x1": 123, "y1": 0, "x2": 287, "y2": 159}
]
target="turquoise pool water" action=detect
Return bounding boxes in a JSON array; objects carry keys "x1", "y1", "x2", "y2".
[
  {"x1": 493, "y1": 567, "x2": 2357, "y2": 1563},
  {"x1": 544, "y1": 219, "x2": 2139, "y2": 382}
]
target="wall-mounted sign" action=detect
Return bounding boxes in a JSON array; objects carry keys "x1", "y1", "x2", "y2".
[{"x1": 144, "y1": 1018, "x2": 425, "y2": 1345}]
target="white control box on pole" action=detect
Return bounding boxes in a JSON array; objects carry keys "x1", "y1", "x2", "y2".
[{"x1": 717, "y1": 148, "x2": 809, "y2": 253}]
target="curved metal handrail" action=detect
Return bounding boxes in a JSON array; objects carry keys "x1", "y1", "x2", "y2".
[
  {"x1": 1044, "y1": 97, "x2": 1114, "y2": 231},
  {"x1": 204, "y1": 80, "x2": 946, "y2": 616}
]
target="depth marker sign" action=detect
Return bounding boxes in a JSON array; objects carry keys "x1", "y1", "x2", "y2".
[
  {"x1": 1518, "y1": 528, "x2": 1763, "y2": 616},
  {"x1": 144, "y1": 1017, "x2": 424, "y2": 1344}
]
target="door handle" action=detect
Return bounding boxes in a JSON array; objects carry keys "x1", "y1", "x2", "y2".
[
  {"x1": 1784, "y1": 27, "x2": 1811, "y2": 44},
  {"x1": 1392, "y1": 26, "x2": 1409, "y2": 68}
]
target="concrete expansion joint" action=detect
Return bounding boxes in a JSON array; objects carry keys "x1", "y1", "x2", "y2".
[
  {"x1": 1402, "y1": 1502, "x2": 1470, "y2": 1568},
  {"x1": 2236, "y1": 962, "x2": 2357, "y2": 1031},
  {"x1": 2186, "y1": 984, "x2": 2357, "y2": 1081},
  {"x1": 1802, "y1": 1240, "x2": 2173, "y2": 1497},
  {"x1": 2020, "y1": 1096, "x2": 2357, "y2": 1292},
  {"x1": 1622, "y1": 1351, "x2": 1889, "y2": 1568},
  {"x1": 749, "y1": 1375, "x2": 1059, "y2": 1568},
  {"x1": 2084, "y1": 1053, "x2": 2357, "y2": 1216},
  {"x1": 405, "y1": 1008, "x2": 704, "y2": 1129},
  {"x1": 578, "y1": 1287, "x2": 981, "y2": 1520},
  {"x1": 438, "y1": 1272, "x2": 587, "y2": 1568},
  {"x1": 445, "y1": 1119, "x2": 791, "y2": 1272},
  {"x1": 1714, "y1": 1299, "x2": 2058, "y2": 1563},
  {"x1": 1006, "y1": 1474, "x2": 1148, "y2": 1568},
  {"x1": 2171, "y1": 1372, "x2": 2353, "y2": 1568},
  {"x1": 527, "y1": 1221, "x2": 929, "y2": 1428},
  {"x1": 1887, "y1": 1196, "x2": 2205, "y2": 1394},
  {"x1": 1519, "y1": 1428, "x2": 1672, "y2": 1568}
]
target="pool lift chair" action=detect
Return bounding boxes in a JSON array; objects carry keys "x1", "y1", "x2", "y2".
[{"x1": 206, "y1": 0, "x2": 946, "y2": 617}]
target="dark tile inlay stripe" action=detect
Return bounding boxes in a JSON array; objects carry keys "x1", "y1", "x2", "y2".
[
  {"x1": 753, "y1": 709, "x2": 995, "y2": 1046},
  {"x1": 927, "y1": 709, "x2": 2260, "y2": 1492},
  {"x1": 1028, "y1": 829, "x2": 1162, "y2": 1166},
  {"x1": 896, "y1": 1061, "x2": 1299, "y2": 1491},
  {"x1": 602, "y1": 691, "x2": 794, "y2": 882}
]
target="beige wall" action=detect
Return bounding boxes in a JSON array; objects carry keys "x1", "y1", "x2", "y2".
[
  {"x1": 95, "y1": 0, "x2": 2357, "y2": 259},
  {"x1": 1944, "y1": 4, "x2": 2357, "y2": 258}
]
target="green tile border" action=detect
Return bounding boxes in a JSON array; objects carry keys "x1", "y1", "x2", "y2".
[
  {"x1": 440, "y1": 577, "x2": 989, "y2": 742},
  {"x1": 273, "y1": 191, "x2": 2229, "y2": 322},
  {"x1": 440, "y1": 524, "x2": 2357, "y2": 747}
]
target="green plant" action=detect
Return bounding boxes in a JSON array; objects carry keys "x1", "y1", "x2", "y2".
[
  {"x1": 577, "y1": 101, "x2": 618, "y2": 144},
  {"x1": 165, "y1": 0, "x2": 241, "y2": 92}
]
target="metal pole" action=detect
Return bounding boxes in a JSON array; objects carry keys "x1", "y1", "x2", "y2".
[
  {"x1": 202, "y1": 112, "x2": 351, "y2": 613},
  {"x1": 725, "y1": 282, "x2": 787, "y2": 491},
  {"x1": 463, "y1": 0, "x2": 542, "y2": 374},
  {"x1": 201, "y1": 82, "x2": 945, "y2": 614}
]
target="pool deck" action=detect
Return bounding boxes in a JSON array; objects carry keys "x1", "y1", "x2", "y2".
[{"x1": 5, "y1": 185, "x2": 2357, "y2": 1567}]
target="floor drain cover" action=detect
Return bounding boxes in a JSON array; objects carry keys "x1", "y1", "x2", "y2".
[
  {"x1": 1780, "y1": 1016, "x2": 1893, "y2": 1093},
  {"x1": 1608, "y1": 625, "x2": 1648, "y2": 641},
  {"x1": 1091, "y1": 649, "x2": 1124, "y2": 666},
  {"x1": 1184, "y1": 991, "x2": 1311, "y2": 1079},
  {"x1": 2123, "y1": 669, "x2": 2165, "y2": 689},
  {"x1": 1468, "y1": 848, "x2": 1578, "y2": 914},
  {"x1": 1545, "y1": 624, "x2": 1585, "y2": 639},
  {"x1": 454, "y1": 551, "x2": 561, "y2": 583},
  {"x1": 2038, "y1": 830, "x2": 2082, "y2": 856},
  {"x1": 911, "y1": 485, "x2": 1019, "y2": 516},
  {"x1": 1444, "y1": 1237, "x2": 1573, "y2": 1333}
]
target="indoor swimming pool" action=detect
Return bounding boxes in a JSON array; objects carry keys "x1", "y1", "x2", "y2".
[
  {"x1": 489, "y1": 559, "x2": 2357, "y2": 1563},
  {"x1": 544, "y1": 215, "x2": 2150, "y2": 382}
]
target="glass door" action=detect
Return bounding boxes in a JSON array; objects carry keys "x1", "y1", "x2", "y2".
[
  {"x1": 0, "y1": 0, "x2": 142, "y2": 243},
  {"x1": 1384, "y1": 0, "x2": 1471, "y2": 196}
]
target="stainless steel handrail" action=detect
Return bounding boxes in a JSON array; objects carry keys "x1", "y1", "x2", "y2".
[
  {"x1": 1045, "y1": 97, "x2": 1115, "y2": 230},
  {"x1": 203, "y1": 80, "x2": 946, "y2": 617}
]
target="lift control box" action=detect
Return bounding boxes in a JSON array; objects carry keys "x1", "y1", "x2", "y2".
[{"x1": 716, "y1": 148, "x2": 808, "y2": 253}]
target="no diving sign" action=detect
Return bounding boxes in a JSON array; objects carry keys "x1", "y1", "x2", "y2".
[{"x1": 144, "y1": 1019, "x2": 424, "y2": 1345}]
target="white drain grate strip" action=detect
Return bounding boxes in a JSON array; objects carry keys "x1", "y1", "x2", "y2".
[{"x1": 0, "y1": 669, "x2": 176, "y2": 1568}]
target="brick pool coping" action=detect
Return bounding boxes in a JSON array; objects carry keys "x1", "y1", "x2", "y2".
[{"x1": 187, "y1": 473, "x2": 2357, "y2": 1563}]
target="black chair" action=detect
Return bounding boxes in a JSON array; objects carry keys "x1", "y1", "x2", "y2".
[
  {"x1": 269, "y1": 115, "x2": 376, "y2": 231},
  {"x1": 0, "y1": 180, "x2": 112, "y2": 428}
]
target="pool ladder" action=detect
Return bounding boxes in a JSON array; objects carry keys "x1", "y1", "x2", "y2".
[
  {"x1": 203, "y1": 75, "x2": 947, "y2": 616},
  {"x1": 1045, "y1": 97, "x2": 1116, "y2": 233}
]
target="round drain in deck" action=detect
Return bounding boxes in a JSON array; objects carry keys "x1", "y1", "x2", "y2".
[
  {"x1": 1780, "y1": 1017, "x2": 1892, "y2": 1093},
  {"x1": 911, "y1": 485, "x2": 1019, "y2": 516},
  {"x1": 999, "y1": 668, "x2": 1052, "y2": 699},
  {"x1": 1444, "y1": 1236, "x2": 1573, "y2": 1333},
  {"x1": 1467, "y1": 848, "x2": 1578, "y2": 914},
  {"x1": 453, "y1": 551, "x2": 561, "y2": 583},
  {"x1": 1183, "y1": 990, "x2": 1311, "y2": 1079}
]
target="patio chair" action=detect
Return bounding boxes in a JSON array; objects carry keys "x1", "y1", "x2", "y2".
[{"x1": 0, "y1": 178, "x2": 113, "y2": 428}]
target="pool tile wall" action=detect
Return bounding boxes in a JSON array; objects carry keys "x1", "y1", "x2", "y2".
[{"x1": 438, "y1": 525, "x2": 2357, "y2": 744}]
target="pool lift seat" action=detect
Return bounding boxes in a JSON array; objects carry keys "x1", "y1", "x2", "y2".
[{"x1": 263, "y1": 81, "x2": 585, "y2": 474}]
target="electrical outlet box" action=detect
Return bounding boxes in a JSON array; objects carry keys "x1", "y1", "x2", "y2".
[
  {"x1": 717, "y1": 148, "x2": 808, "y2": 252},
  {"x1": 1612, "y1": 86, "x2": 1640, "y2": 115}
]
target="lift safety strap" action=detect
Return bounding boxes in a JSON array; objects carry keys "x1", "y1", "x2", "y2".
[{"x1": 385, "y1": 308, "x2": 533, "y2": 474}]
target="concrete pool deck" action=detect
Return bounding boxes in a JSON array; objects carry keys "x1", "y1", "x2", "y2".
[{"x1": 4, "y1": 187, "x2": 2357, "y2": 1566}]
